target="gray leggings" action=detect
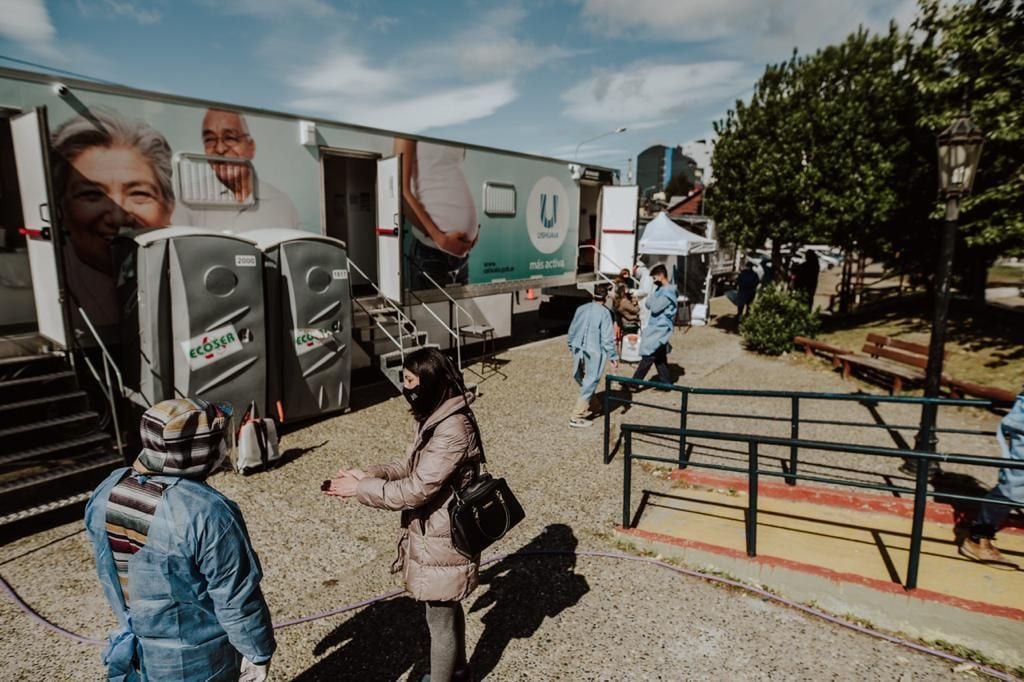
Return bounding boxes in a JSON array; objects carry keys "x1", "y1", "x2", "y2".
[{"x1": 425, "y1": 600, "x2": 467, "y2": 681}]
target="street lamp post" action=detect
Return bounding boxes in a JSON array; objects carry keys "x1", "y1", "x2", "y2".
[
  {"x1": 574, "y1": 126, "x2": 627, "y2": 161},
  {"x1": 908, "y1": 110, "x2": 985, "y2": 472}
]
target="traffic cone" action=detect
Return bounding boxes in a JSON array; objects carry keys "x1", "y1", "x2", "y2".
[{"x1": 526, "y1": 288, "x2": 537, "y2": 301}]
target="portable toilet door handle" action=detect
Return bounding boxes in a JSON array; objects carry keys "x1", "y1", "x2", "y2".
[
  {"x1": 38, "y1": 203, "x2": 51, "y2": 224},
  {"x1": 18, "y1": 226, "x2": 51, "y2": 240}
]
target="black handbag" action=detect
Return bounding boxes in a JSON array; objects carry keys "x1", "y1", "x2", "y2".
[{"x1": 448, "y1": 412, "x2": 525, "y2": 558}]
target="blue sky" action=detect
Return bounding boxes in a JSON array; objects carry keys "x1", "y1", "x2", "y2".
[{"x1": 1, "y1": 0, "x2": 917, "y2": 176}]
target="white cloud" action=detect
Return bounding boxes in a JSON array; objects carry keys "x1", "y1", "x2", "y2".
[
  {"x1": 562, "y1": 60, "x2": 751, "y2": 126},
  {"x1": 0, "y1": 0, "x2": 56, "y2": 51},
  {"x1": 577, "y1": 0, "x2": 917, "y2": 57},
  {"x1": 200, "y1": 0, "x2": 334, "y2": 18},
  {"x1": 76, "y1": 0, "x2": 161, "y2": 24},
  {"x1": 369, "y1": 15, "x2": 398, "y2": 32},
  {"x1": 294, "y1": 52, "x2": 402, "y2": 99},
  {"x1": 417, "y1": 5, "x2": 580, "y2": 79},
  {"x1": 294, "y1": 79, "x2": 517, "y2": 133}
]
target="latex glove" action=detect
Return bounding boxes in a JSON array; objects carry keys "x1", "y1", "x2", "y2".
[{"x1": 239, "y1": 657, "x2": 270, "y2": 682}]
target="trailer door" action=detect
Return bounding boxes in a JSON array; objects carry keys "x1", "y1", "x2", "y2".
[
  {"x1": 11, "y1": 108, "x2": 67, "y2": 347},
  {"x1": 597, "y1": 184, "x2": 639, "y2": 276},
  {"x1": 376, "y1": 155, "x2": 402, "y2": 301}
]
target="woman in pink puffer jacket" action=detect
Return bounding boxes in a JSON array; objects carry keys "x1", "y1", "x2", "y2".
[{"x1": 325, "y1": 347, "x2": 483, "y2": 681}]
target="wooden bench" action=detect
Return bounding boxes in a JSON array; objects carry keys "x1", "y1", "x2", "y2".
[
  {"x1": 793, "y1": 336, "x2": 851, "y2": 368},
  {"x1": 796, "y1": 333, "x2": 1017, "y2": 403},
  {"x1": 835, "y1": 334, "x2": 929, "y2": 393}
]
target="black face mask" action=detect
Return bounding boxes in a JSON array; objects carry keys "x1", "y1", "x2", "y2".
[{"x1": 402, "y1": 385, "x2": 431, "y2": 414}]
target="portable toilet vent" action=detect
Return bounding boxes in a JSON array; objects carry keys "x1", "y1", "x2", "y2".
[{"x1": 243, "y1": 229, "x2": 351, "y2": 423}]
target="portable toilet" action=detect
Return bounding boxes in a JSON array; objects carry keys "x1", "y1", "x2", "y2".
[
  {"x1": 242, "y1": 229, "x2": 351, "y2": 423},
  {"x1": 121, "y1": 227, "x2": 267, "y2": 415}
]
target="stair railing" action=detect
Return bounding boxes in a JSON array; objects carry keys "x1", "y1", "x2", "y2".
[
  {"x1": 75, "y1": 307, "x2": 125, "y2": 458},
  {"x1": 402, "y1": 259, "x2": 481, "y2": 373},
  {"x1": 578, "y1": 244, "x2": 625, "y2": 290},
  {"x1": 346, "y1": 258, "x2": 422, "y2": 364}
]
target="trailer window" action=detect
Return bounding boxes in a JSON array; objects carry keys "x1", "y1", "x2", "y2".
[
  {"x1": 175, "y1": 153, "x2": 257, "y2": 208},
  {"x1": 483, "y1": 182, "x2": 516, "y2": 217}
]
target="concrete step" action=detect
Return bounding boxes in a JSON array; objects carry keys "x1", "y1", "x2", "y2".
[{"x1": 616, "y1": 469, "x2": 1024, "y2": 668}]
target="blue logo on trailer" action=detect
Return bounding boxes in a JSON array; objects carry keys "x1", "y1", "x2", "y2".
[{"x1": 539, "y1": 193, "x2": 559, "y2": 228}]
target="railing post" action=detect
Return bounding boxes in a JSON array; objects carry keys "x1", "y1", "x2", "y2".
[
  {"x1": 622, "y1": 430, "x2": 633, "y2": 528},
  {"x1": 787, "y1": 396, "x2": 799, "y2": 485},
  {"x1": 678, "y1": 388, "x2": 690, "y2": 470},
  {"x1": 905, "y1": 456, "x2": 930, "y2": 590},
  {"x1": 603, "y1": 376, "x2": 612, "y2": 464},
  {"x1": 746, "y1": 440, "x2": 758, "y2": 557}
]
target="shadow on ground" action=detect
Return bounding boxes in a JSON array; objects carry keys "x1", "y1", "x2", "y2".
[
  {"x1": 468, "y1": 524, "x2": 590, "y2": 680},
  {"x1": 296, "y1": 524, "x2": 590, "y2": 681}
]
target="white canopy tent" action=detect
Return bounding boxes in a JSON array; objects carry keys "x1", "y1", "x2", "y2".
[
  {"x1": 637, "y1": 212, "x2": 718, "y2": 322},
  {"x1": 638, "y1": 211, "x2": 716, "y2": 256}
]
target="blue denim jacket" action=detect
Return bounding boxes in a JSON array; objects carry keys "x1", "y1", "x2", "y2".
[{"x1": 86, "y1": 469, "x2": 275, "y2": 681}]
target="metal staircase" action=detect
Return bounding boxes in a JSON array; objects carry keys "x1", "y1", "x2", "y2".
[
  {"x1": 347, "y1": 259, "x2": 437, "y2": 389},
  {"x1": 0, "y1": 343, "x2": 120, "y2": 541}
]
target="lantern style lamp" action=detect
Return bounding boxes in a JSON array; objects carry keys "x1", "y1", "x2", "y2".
[{"x1": 936, "y1": 110, "x2": 984, "y2": 199}]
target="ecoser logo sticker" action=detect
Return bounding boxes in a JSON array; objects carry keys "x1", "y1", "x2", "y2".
[
  {"x1": 181, "y1": 325, "x2": 243, "y2": 370},
  {"x1": 293, "y1": 328, "x2": 332, "y2": 356}
]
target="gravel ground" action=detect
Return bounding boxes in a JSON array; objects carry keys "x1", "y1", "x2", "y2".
[{"x1": 0, "y1": 320, "x2": 1008, "y2": 681}]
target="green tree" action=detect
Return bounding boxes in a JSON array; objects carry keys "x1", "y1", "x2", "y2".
[
  {"x1": 710, "y1": 27, "x2": 921, "y2": 278},
  {"x1": 710, "y1": 55, "x2": 810, "y2": 275},
  {"x1": 914, "y1": 0, "x2": 1024, "y2": 301}
]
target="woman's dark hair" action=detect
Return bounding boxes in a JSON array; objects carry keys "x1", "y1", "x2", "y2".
[
  {"x1": 402, "y1": 347, "x2": 466, "y2": 422},
  {"x1": 650, "y1": 263, "x2": 668, "y2": 279}
]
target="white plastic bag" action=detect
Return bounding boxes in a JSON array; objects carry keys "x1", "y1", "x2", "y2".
[
  {"x1": 235, "y1": 402, "x2": 281, "y2": 474},
  {"x1": 621, "y1": 332, "x2": 642, "y2": 363}
]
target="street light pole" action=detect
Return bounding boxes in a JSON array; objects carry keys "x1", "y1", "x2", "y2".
[
  {"x1": 908, "y1": 110, "x2": 984, "y2": 474},
  {"x1": 574, "y1": 126, "x2": 627, "y2": 161}
]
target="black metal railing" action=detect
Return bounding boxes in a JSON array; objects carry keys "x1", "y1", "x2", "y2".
[
  {"x1": 602, "y1": 376, "x2": 995, "y2": 472},
  {"x1": 619, "y1": 423, "x2": 1023, "y2": 590}
]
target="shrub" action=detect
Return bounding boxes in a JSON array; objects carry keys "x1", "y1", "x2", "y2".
[{"x1": 739, "y1": 284, "x2": 821, "y2": 355}]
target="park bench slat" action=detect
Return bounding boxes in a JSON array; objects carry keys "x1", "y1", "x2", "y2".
[
  {"x1": 838, "y1": 354, "x2": 924, "y2": 393},
  {"x1": 861, "y1": 343, "x2": 929, "y2": 370}
]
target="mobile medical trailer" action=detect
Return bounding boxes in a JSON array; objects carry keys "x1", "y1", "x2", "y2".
[{"x1": 0, "y1": 65, "x2": 639, "y2": 531}]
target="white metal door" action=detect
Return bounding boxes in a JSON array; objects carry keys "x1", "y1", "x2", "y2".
[
  {"x1": 376, "y1": 155, "x2": 402, "y2": 301},
  {"x1": 11, "y1": 108, "x2": 67, "y2": 347},
  {"x1": 597, "y1": 184, "x2": 639, "y2": 275}
]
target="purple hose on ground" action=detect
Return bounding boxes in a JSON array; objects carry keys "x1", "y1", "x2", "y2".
[{"x1": 1, "y1": 550, "x2": 1019, "y2": 681}]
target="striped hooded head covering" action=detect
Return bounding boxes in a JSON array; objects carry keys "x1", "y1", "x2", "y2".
[{"x1": 135, "y1": 398, "x2": 230, "y2": 478}]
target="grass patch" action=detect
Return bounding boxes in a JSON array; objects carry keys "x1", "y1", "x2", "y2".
[{"x1": 988, "y1": 264, "x2": 1024, "y2": 286}]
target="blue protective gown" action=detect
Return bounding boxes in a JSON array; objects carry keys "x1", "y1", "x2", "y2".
[
  {"x1": 85, "y1": 469, "x2": 276, "y2": 681},
  {"x1": 568, "y1": 300, "x2": 618, "y2": 401},
  {"x1": 638, "y1": 283, "x2": 678, "y2": 356},
  {"x1": 997, "y1": 392, "x2": 1024, "y2": 502}
]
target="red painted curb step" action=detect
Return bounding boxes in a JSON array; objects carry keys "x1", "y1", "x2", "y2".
[
  {"x1": 668, "y1": 468, "x2": 1024, "y2": 535},
  {"x1": 619, "y1": 526, "x2": 1024, "y2": 622}
]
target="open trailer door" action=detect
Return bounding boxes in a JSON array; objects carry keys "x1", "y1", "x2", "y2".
[
  {"x1": 597, "y1": 184, "x2": 639, "y2": 276},
  {"x1": 376, "y1": 155, "x2": 402, "y2": 302},
  {"x1": 11, "y1": 107, "x2": 68, "y2": 348}
]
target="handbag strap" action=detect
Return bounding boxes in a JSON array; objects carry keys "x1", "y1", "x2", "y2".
[{"x1": 450, "y1": 407, "x2": 486, "y2": 497}]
